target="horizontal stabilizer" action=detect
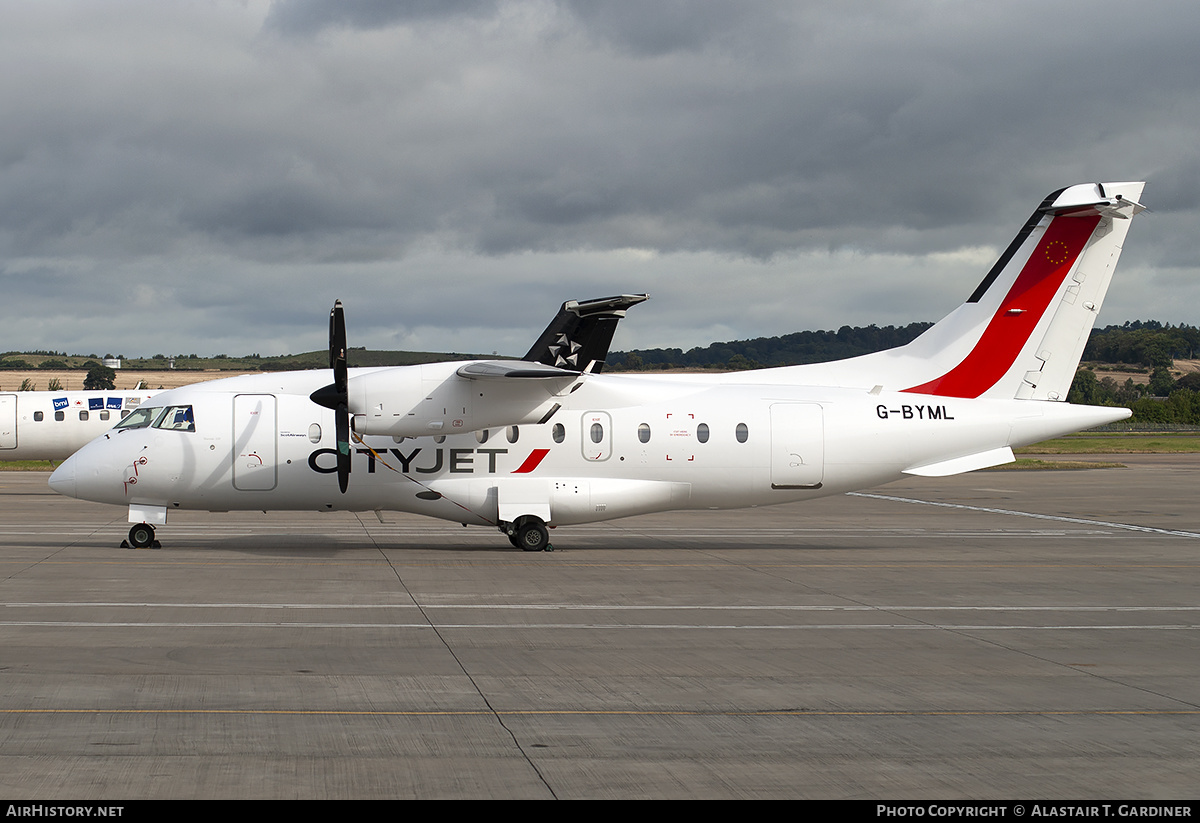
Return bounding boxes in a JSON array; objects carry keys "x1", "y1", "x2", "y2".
[
  {"x1": 1042, "y1": 187, "x2": 1147, "y2": 219},
  {"x1": 903, "y1": 446, "x2": 1015, "y2": 477}
]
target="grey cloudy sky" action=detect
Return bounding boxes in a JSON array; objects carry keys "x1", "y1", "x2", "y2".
[{"x1": 2, "y1": 0, "x2": 1198, "y2": 358}]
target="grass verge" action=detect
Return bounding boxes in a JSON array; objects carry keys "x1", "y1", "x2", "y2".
[
  {"x1": 0, "y1": 460, "x2": 58, "y2": 471},
  {"x1": 1015, "y1": 433, "x2": 1200, "y2": 454},
  {"x1": 987, "y1": 458, "x2": 1126, "y2": 471}
]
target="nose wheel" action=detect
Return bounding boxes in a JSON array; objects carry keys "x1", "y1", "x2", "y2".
[{"x1": 124, "y1": 523, "x2": 160, "y2": 550}]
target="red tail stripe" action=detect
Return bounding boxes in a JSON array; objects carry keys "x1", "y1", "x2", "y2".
[
  {"x1": 512, "y1": 448, "x2": 550, "y2": 474},
  {"x1": 902, "y1": 214, "x2": 1101, "y2": 398}
]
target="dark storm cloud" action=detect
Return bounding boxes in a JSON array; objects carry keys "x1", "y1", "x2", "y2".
[
  {"x1": 560, "y1": 1, "x2": 775, "y2": 57},
  {"x1": 263, "y1": 0, "x2": 501, "y2": 35},
  {"x1": 1, "y1": 1, "x2": 1198, "y2": 357}
]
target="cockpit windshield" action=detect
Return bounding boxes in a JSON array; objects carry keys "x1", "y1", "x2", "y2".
[
  {"x1": 114, "y1": 406, "x2": 163, "y2": 430},
  {"x1": 112, "y1": 405, "x2": 196, "y2": 433}
]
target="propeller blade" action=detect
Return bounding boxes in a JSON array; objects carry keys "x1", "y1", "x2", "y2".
[
  {"x1": 330, "y1": 299, "x2": 348, "y2": 396},
  {"x1": 336, "y1": 402, "x2": 350, "y2": 494},
  {"x1": 310, "y1": 300, "x2": 352, "y2": 494}
]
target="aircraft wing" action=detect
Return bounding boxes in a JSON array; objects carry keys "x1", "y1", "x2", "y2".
[
  {"x1": 456, "y1": 361, "x2": 581, "y2": 380},
  {"x1": 320, "y1": 293, "x2": 649, "y2": 440}
]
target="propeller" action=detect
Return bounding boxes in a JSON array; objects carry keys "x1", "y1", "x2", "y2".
[{"x1": 309, "y1": 300, "x2": 351, "y2": 493}]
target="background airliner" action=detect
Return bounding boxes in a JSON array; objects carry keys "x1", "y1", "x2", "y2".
[
  {"x1": 0, "y1": 388, "x2": 157, "y2": 461},
  {"x1": 49, "y1": 182, "x2": 1146, "y2": 551}
]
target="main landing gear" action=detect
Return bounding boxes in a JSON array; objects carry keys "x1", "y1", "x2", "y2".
[
  {"x1": 502, "y1": 516, "x2": 553, "y2": 552},
  {"x1": 123, "y1": 522, "x2": 161, "y2": 550}
]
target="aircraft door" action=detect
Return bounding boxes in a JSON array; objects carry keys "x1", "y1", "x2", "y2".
[
  {"x1": 0, "y1": 395, "x2": 15, "y2": 449},
  {"x1": 233, "y1": 394, "x2": 278, "y2": 491},
  {"x1": 769, "y1": 403, "x2": 824, "y2": 489},
  {"x1": 581, "y1": 411, "x2": 612, "y2": 461}
]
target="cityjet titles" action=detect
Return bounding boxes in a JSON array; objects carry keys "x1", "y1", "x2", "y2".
[
  {"x1": 876, "y1": 403, "x2": 954, "y2": 420},
  {"x1": 309, "y1": 446, "x2": 509, "y2": 475}
]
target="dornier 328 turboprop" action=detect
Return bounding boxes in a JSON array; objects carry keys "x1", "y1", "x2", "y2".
[{"x1": 50, "y1": 182, "x2": 1147, "y2": 551}]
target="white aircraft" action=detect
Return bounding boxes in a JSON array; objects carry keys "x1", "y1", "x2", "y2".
[
  {"x1": 0, "y1": 388, "x2": 158, "y2": 461},
  {"x1": 50, "y1": 182, "x2": 1146, "y2": 551}
]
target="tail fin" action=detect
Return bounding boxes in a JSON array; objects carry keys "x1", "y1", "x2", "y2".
[
  {"x1": 900, "y1": 182, "x2": 1146, "y2": 400},
  {"x1": 523, "y1": 294, "x2": 649, "y2": 373}
]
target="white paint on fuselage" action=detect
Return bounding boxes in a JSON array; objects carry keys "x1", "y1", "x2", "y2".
[{"x1": 50, "y1": 368, "x2": 1127, "y2": 529}]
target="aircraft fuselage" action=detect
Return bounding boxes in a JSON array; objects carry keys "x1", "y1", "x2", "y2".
[{"x1": 49, "y1": 367, "x2": 1125, "y2": 529}]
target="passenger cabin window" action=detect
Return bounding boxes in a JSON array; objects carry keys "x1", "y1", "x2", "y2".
[
  {"x1": 33, "y1": 411, "x2": 43, "y2": 422},
  {"x1": 507, "y1": 426, "x2": 519, "y2": 444},
  {"x1": 552, "y1": 423, "x2": 565, "y2": 444},
  {"x1": 735, "y1": 422, "x2": 749, "y2": 443},
  {"x1": 638, "y1": 423, "x2": 651, "y2": 443},
  {"x1": 79, "y1": 411, "x2": 89, "y2": 421},
  {"x1": 100, "y1": 411, "x2": 110, "y2": 421},
  {"x1": 54, "y1": 411, "x2": 64, "y2": 422},
  {"x1": 696, "y1": 423, "x2": 709, "y2": 443},
  {"x1": 476, "y1": 429, "x2": 490, "y2": 444},
  {"x1": 590, "y1": 423, "x2": 604, "y2": 444}
]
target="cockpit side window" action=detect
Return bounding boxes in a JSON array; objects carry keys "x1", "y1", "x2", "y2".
[{"x1": 154, "y1": 406, "x2": 195, "y2": 432}]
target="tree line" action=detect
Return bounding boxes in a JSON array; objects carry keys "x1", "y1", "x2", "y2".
[
  {"x1": 0, "y1": 360, "x2": 118, "y2": 390},
  {"x1": 609, "y1": 323, "x2": 935, "y2": 370},
  {"x1": 610, "y1": 321, "x2": 1200, "y2": 372},
  {"x1": 611, "y1": 320, "x2": 1200, "y2": 425}
]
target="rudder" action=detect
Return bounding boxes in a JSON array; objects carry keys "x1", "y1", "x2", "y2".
[{"x1": 902, "y1": 182, "x2": 1146, "y2": 400}]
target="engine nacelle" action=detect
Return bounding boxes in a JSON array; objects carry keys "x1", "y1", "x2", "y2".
[{"x1": 347, "y1": 362, "x2": 572, "y2": 438}]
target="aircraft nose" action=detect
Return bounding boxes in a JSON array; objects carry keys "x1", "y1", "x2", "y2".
[{"x1": 48, "y1": 454, "x2": 77, "y2": 499}]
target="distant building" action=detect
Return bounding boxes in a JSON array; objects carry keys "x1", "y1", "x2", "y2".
[{"x1": 103, "y1": 358, "x2": 121, "y2": 369}]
